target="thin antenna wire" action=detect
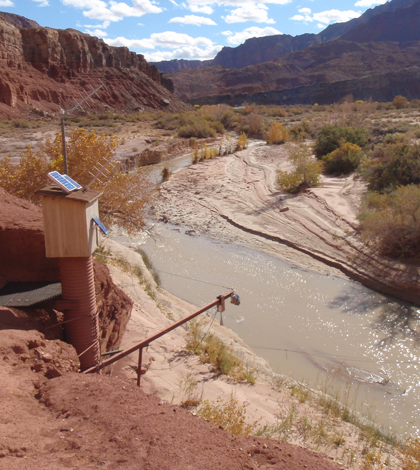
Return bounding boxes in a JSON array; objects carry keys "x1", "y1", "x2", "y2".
[
  {"x1": 84, "y1": 154, "x2": 116, "y2": 192},
  {"x1": 60, "y1": 83, "x2": 104, "y2": 175}
]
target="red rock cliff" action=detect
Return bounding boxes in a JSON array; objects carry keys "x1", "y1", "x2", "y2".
[{"x1": 0, "y1": 17, "x2": 188, "y2": 118}]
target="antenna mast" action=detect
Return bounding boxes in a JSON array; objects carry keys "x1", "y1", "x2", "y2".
[{"x1": 60, "y1": 83, "x2": 104, "y2": 175}]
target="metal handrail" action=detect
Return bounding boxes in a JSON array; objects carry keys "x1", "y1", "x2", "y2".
[{"x1": 83, "y1": 291, "x2": 234, "y2": 387}]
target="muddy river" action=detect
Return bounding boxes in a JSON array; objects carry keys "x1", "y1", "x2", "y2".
[{"x1": 114, "y1": 223, "x2": 419, "y2": 438}]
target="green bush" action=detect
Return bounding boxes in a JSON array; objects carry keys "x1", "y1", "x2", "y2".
[
  {"x1": 322, "y1": 142, "x2": 363, "y2": 175},
  {"x1": 289, "y1": 119, "x2": 313, "y2": 141},
  {"x1": 314, "y1": 125, "x2": 369, "y2": 159},
  {"x1": 360, "y1": 142, "x2": 420, "y2": 191},
  {"x1": 277, "y1": 143, "x2": 323, "y2": 193},
  {"x1": 358, "y1": 185, "x2": 420, "y2": 260}
]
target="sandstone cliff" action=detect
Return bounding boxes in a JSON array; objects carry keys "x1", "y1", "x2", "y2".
[{"x1": 0, "y1": 17, "x2": 190, "y2": 119}]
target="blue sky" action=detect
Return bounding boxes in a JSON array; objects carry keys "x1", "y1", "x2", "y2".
[{"x1": 1, "y1": 0, "x2": 388, "y2": 61}]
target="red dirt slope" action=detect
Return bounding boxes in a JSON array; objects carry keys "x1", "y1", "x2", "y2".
[{"x1": 0, "y1": 318, "x2": 344, "y2": 470}]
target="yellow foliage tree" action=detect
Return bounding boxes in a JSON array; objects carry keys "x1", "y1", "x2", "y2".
[
  {"x1": 0, "y1": 128, "x2": 155, "y2": 234},
  {"x1": 267, "y1": 122, "x2": 289, "y2": 145},
  {"x1": 277, "y1": 143, "x2": 323, "y2": 193},
  {"x1": 236, "y1": 132, "x2": 249, "y2": 150}
]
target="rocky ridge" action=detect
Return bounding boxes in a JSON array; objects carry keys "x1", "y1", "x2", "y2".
[
  {"x1": 0, "y1": 15, "x2": 190, "y2": 119},
  {"x1": 168, "y1": 41, "x2": 420, "y2": 105},
  {"x1": 163, "y1": 0, "x2": 420, "y2": 105}
]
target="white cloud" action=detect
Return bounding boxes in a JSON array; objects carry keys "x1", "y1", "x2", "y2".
[
  {"x1": 62, "y1": 0, "x2": 162, "y2": 22},
  {"x1": 85, "y1": 28, "x2": 108, "y2": 36},
  {"x1": 291, "y1": 8, "x2": 360, "y2": 25},
  {"x1": 84, "y1": 20, "x2": 111, "y2": 28},
  {"x1": 169, "y1": 14, "x2": 217, "y2": 25},
  {"x1": 223, "y1": 25, "x2": 281, "y2": 44},
  {"x1": 313, "y1": 9, "x2": 360, "y2": 24},
  {"x1": 189, "y1": 4, "x2": 213, "y2": 14},
  {"x1": 33, "y1": 0, "x2": 49, "y2": 6},
  {"x1": 354, "y1": 0, "x2": 386, "y2": 6},
  {"x1": 144, "y1": 44, "x2": 222, "y2": 61},
  {"x1": 0, "y1": 0, "x2": 14, "y2": 6},
  {"x1": 224, "y1": 4, "x2": 275, "y2": 24},
  {"x1": 107, "y1": 31, "x2": 214, "y2": 50},
  {"x1": 188, "y1": 0, "x2": 291, "y2": 6}
]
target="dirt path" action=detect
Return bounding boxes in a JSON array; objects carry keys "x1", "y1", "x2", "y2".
[{"x1": 152, "y1": 143, "x2": 420, "y2": 304}]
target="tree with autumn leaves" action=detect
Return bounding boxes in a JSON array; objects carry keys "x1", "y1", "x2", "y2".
[{"x1": 0, "y1": 128, "x2": 155, "y2": 234}]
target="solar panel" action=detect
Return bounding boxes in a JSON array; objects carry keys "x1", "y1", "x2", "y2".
[
  {"x1": 92, "y1": 216, "x2": 109, "y2": 235},
  {"x1": 48, "y1": 171, "x2": 82, "y2": 193}
]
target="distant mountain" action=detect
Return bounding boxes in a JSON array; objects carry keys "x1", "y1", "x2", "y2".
[
  {"x1": 318, "y1": 0, "x2": 418, "y2": 42},
  {"x1": 211, "y1": 33, "x2": 321, "y2": 69},
  {"x1": 149, "y1": 58, "x2": 212, "y2": 73},
  {"x1": 167, "y1": 41, "x2": 420, "y2": 104},
  {"x1": 339, "y1": 0, "x2": 420, "y2": 43},
  {"x1": 0, "y1": 12, "x2": 40, "y2": 28},
  {"x1": 153, "y1": 0, "x2": 418, "y2": 72}
]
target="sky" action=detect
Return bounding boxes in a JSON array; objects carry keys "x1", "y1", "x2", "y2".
[{"x1": 0, "y1": 0, "x2": 389, "y2": 62}]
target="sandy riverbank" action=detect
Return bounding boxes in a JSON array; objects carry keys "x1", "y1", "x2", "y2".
[{"x1": 151, "y1": 142, "x2": 420, "y2": 305}]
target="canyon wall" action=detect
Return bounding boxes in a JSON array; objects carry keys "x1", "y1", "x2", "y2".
[{"x1": 0, "y1": 16, "x2": 189, "y2": 119}]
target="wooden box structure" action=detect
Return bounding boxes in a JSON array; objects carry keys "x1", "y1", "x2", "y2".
[{"x1": 37, "y1": 185, "x2": 102, "y2": 258}]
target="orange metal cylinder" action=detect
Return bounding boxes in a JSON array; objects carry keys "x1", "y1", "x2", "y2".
[{"x1": 59, "y1": 256, "x2": 100, "y2": 371}]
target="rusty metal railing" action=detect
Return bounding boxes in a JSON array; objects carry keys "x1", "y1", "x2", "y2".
[{"x1": 83, "y1": 291, "x2": 234, "y2": 387}]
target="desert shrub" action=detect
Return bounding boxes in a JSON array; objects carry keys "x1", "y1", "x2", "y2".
[
  {"x1": 178, "y1": 122, "x2": 216, "y2": 139},
  {"x1": 267, "y1": 122, "x2": 289, "y2": 145},
  {"x1": 236, "y1": 113, "x2": 262, "y2": 137},
  {"x1": 384, "y1": 133, "x2": 406, "y2": 145},
  {"x1": 322, "y1": 142, "x2": 364, "y2": 175},
  {"x1": 314, "y1": 125, "x2": 369, "y2": 158},
  {"x1": 360, "y1": 142, "x2": 420, "y2": 191},
  {"x1": 266, "y1": 106, "x2": 287, "y2": 117},
  {"x1": 156, "y1": 111, "x2": 223, "y2": 138},
  {"x1": 277, "y1": 143, "x2": 323, "y2": 193},
  {"x1": 392, "y1": 95, "x2": 408, "y2": 109},
  {"x1": 220, "y1": 109, "x2": 238, "y2": 130},
  {"x1": 358, "y1": 185, "x2": 420, "y2": 259},
  {"x1": 236, "y1": 132, "x2": 249, "y2": 151},
  {"x1": 185, "y1": 320, "x2": 255, "y2": 383},
  {"x1": 197, "y1": 397, "x2": 260, "y2": 436},
  {"x1": 401, "y1": 438, "x2": 420, "y2": 470},
  {"x1": 289, "y1": 119, "x2": 313, "y2": 141}
]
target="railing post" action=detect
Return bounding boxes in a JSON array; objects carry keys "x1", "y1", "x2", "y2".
[
  {"x1": 217, "y1": 295, "x2": 225, "y2": 325},
  {"x1": 137, "y1": 347, "x2": 143, "y2": 387}
]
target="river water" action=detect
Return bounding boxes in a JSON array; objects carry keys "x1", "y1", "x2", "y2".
[{"x1": 114, "y1": 223, "x2": 420, "y2": 438}]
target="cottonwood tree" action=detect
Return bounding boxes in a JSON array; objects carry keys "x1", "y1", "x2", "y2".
[
  {"x1": 277, "y1": 142, "x2": 323, "y2": 193},
  {"x1": 0, "y1": 128, "x2": 156, "y2": 234}
]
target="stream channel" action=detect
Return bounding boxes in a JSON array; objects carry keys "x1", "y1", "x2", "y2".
[{"x1": 115, "y1": 147, "x2": 420, "y2": 438}]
